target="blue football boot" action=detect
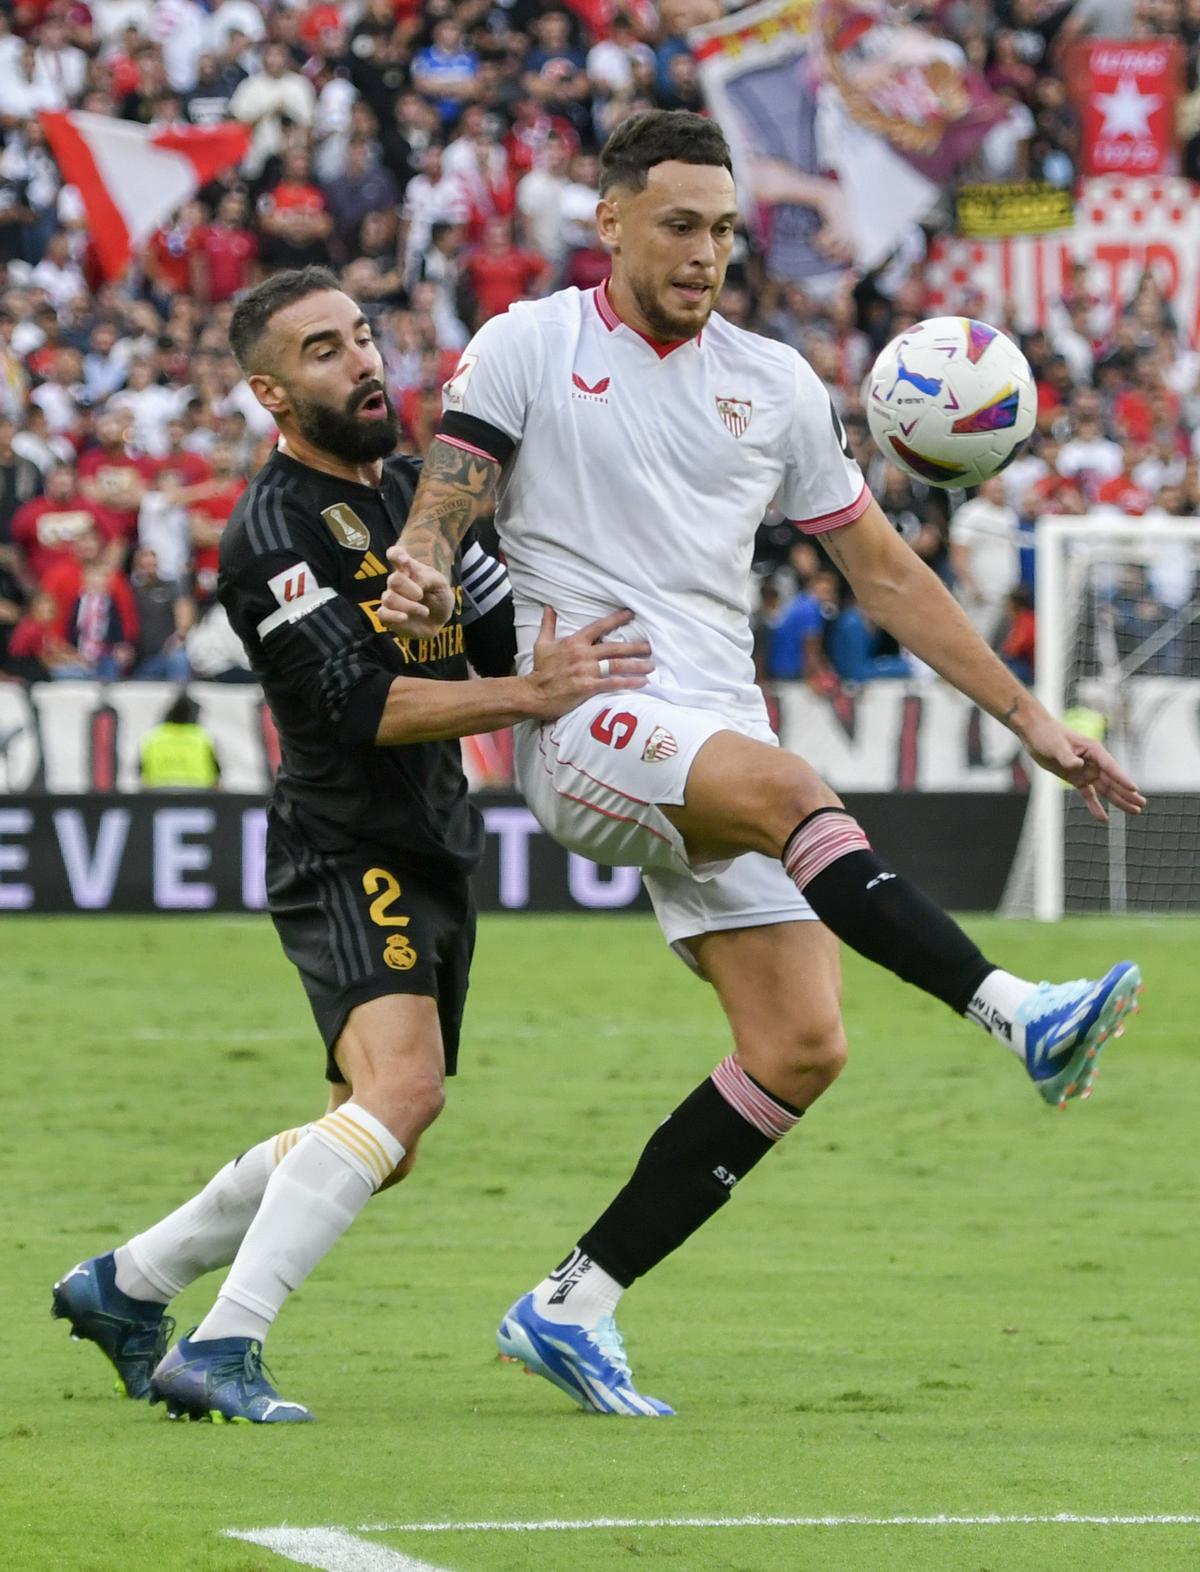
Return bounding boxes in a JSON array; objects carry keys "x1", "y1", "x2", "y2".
[
  {"x1": 148, "y1": 1332, "x2": 314, "y2": 1423},
  {"x1": 1017, "y1": 960, "x2": 1142, "y2": 1108},
  {"x1": 52, "y1": 1251, "x2": 173, "y2": 1399},
  {"x1": 497, "y1": 1293, "x2": 674, "y2": 1416}
]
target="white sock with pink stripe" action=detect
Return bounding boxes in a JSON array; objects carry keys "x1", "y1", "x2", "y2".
[{"x1": 710, "y1": 1054, "x2": 803, "y2": 1140}]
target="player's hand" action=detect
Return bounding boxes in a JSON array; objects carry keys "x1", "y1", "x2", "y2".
[
  {"x1": 1020, "y1": 714, "x2": 1147, "y2": 823},
  {"x1": 379, "y1": 545, "x2": 456, "y2": 636},
  {"x1": 523, "y1": 607, "x2": 653, "y2": 721}
]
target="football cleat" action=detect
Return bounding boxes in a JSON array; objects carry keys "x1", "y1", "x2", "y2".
[
  {"x1": 148, "y1": 1332, "x2": 314, "y2": 1423},
  {"x1": 51, "y1": 1251, "x2": 173, "y2": 1400},
  {"x1": 1017, "y1": 960, "x2": 1142, "y2": 1108},
  {"x1": 496, "y1": 1292, "x2": 674, "y2": 1417}
]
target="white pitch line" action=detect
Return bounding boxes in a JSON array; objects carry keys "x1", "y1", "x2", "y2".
[
  {"x1": 355, "y1": 1513, "x2": 1200, "y2": 1533},
  {"x1": 225, "y1": 1527, "x2": 448, "y2": 1572}
]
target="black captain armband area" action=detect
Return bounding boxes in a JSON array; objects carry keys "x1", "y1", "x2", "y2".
[{"x1": 437, "y1": 411, "x2": 516, "y2": 468}]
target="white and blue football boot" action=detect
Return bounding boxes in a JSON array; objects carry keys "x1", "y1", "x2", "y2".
[
  {"x1": 52, "y1": 1251, "x2": 174, "y2": 1399},
  {"x1": 148, "y1": 1332, "x2": 314, "y2": 1423},
  {"x1": 1017, "y1": 960, "x2": 1142, "y2": 1108},
  {"x1": 497, "y1": 1293, "x2": 674, "y2": 1416}
]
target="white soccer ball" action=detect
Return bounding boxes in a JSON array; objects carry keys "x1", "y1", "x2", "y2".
[{"x1": 865, "y1": 316, "x2": 1036, "y2": 489}]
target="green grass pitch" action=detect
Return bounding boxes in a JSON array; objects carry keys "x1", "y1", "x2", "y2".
[{"x1": 4, "y1": 914, "x2": 1198, "y2": 1572}]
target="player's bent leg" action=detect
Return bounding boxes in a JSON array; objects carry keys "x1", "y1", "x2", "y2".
[
  {"x1": 666, "y1": 733, "x2": 1141, "y2": 1104},
  {"x1": 662, "y1": 727, "x2": 842, "y2": 862},
  {"x1": 686, "y1": 921, "x2": 847, "y2": 1112},
  {"x1": 151, "y1": 998, "x2": 443, "y2": 1423}
]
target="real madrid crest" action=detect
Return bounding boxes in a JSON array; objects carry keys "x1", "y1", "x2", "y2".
[
  {"x1": 715, "y1": 396, "x2": 752, "y2": 439},
  {"x1": 321, "y1": 502, "x2": 371, "y2": 551}
]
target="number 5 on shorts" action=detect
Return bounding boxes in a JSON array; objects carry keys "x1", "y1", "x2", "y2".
[{"x1": 590, "y1": 708, "x2": 637, "y2": 749}]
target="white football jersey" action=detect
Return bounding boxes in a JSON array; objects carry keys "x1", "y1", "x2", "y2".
[{"x1": 441, "y1": 282, "x2": 869, "y2": 717}]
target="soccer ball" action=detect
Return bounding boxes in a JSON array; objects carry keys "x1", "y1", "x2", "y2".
[{"x1": 865, "y1": 317, "x2": 1036, "y2": 488}]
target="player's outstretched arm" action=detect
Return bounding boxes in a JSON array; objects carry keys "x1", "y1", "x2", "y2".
[
  {"x1": 822, "y1": 498, "x2": 1147, "y2": 822},
  {"x1": 374, "y1": 608, "x2": 652, "y2": 745},
  {"x1": 381, "y1": 439, "x2": 501, "y2": 636}
]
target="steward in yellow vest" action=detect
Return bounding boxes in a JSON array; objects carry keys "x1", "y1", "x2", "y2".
[{"x1": 139, "y1": 692, "x2": 220, "y2": 788}]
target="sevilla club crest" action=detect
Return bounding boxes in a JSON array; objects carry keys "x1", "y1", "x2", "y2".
[{"x1": 716, "y1": 396, "x2": 752, "y2": 438}]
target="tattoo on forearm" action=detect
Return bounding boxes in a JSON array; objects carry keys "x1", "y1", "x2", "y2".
[{"x1": 402, "y1": 440, "x2": 500, "y2": 573}]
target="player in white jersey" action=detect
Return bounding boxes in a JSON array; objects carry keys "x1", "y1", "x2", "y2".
[{"x1": 381, "y1": 112, "x2": 1145, "y2": 1417}]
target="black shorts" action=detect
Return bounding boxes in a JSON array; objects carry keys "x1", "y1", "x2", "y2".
[{"x1": 265, "y1": 812, "x2": 476, "y2": 1083}]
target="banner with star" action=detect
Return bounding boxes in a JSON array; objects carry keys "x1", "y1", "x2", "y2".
[{"x1": 1068, "y1": 39, "x2": 1183, "y2": 177}]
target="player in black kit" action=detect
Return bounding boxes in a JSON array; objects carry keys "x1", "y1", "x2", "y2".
[{"x1": 51, "y1": 268, "x2": 651, "y2": 1424}]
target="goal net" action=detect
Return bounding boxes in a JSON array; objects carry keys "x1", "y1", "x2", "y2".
[{"x1": 1001, "y1": 514, "x2": 1200, "y2": 919}]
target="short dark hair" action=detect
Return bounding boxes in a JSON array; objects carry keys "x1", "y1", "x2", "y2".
[
  {"x1": 599, "y1": 110, "x2": 732, "y2": 196},
  {"x1": 227, "y1": 266, "x2": 341, "y2": 373}
]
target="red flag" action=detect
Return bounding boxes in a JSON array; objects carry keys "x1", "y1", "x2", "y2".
[
  {"x1": 39, "y1": 111, "x2": 251, "y2": 280},
  {"x1": 1068, "y1": 40, "x2": 1183, "y2": 177}
]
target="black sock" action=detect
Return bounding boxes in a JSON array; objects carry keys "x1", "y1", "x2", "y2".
[
  {"x1": 785, "y1": 808, "x2": 992, "y2": 1014},
  {"x1": 577, "y1": 1077, "x2": 788, "y2": 1287}
]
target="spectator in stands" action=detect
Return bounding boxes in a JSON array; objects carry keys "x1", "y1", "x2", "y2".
[
  {"x1": 12, "y1": 465, "x2": 122, "y2": 582},
  {"x1": 129, "y1": 544, "x2": 193, "y2": 681},
  {"x1": 229, "y1": 40, "x2": 315, "y2": 178},
  {"x1": 194, "y1": 188, "x2": 258, "y2": 305},
  {"x1": 949, "y1": 475, "x2": 1023, "y2": 646},
  {"x1": 257, "y1": 147, "x2": 333, "y2": 273},
  {"x1": 829, "y1": 595, "x2": 914, "y2": 684},
  {"x1": 0, "y1": 414, "x2": 40, "y2": 541},
  {"x1": 462, "y1": 215, "x2": 550, "y2": 326},
  {"x1": 77, "y1": 407, "x2": 152, "y2": 540},
  {"x1": 322, "y1": 135, "x2": 399, "y2": 258},
  {"x1": 999, "y1": 584, "x2": 1036, "y2": 685},
  {"x1": 63, "y1": 559, "x2": 137, "y2": 681},
  {"x1": 399, "y1": 144, "x2": 470, "y2": 282},
  {"x1": 765, "y1": 568, "x2": 838, "y2": 691},
  {"x1": 6, "y1": 588, "x2": 79, "y2": 680},
  {"x1": 413, "y1": 19, "x2": 480, "y2": 127},
  {"x1": 516, "y1": 130, "x2": 573, "y2": 269},
  {"x1": 1057, "y1": 394, "x2": 1125, "y2": 499}
]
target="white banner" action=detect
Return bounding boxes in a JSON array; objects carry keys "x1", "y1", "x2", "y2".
[
  {"x1": 3, "y1": 680, "x2": 1197, "y2": 795},
  {"x1": 926, "y1": 176, "x2": 1200, "y2": 345}
]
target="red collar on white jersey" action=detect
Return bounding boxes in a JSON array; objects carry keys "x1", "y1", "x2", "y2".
[{"x1": 593, "y1": 279, "x2": 703, "y2": 360}]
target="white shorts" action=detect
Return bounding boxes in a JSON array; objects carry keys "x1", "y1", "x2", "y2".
[{"x1": 514, "y1": 690, "x2": 816, "y2": 967}]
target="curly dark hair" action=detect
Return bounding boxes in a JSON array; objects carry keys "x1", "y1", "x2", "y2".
[{"x1": 599, "y1": 110, "x2": 733, "y2": 196}]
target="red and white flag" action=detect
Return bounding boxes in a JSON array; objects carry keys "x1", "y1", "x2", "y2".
[
  {"x1": 39, "y1": 111, "x2": 251, "y2": 279},
  {"x1": 1067, "y1": 40, "x2": 1183, "y2": 177}
]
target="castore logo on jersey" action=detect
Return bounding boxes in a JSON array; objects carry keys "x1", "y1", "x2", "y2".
[{"x1": 572, "y1": 372, "x2": 611, "y2": 404}]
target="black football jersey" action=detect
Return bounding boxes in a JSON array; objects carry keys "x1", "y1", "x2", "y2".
[{"x1": 219, "y1": 448, "x2": 514, "y2": 869}]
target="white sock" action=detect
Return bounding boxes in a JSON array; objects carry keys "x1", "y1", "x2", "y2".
[
  {"x1": 964, "y1": 968, "x2": 1035, "y2": 1058},
  {"x1": 191, "y1": 1103, "x2": 404, "y2": 1345},
  {"x1": 114, "y1": 1127, "x2": 309, "y2": 1303},
  {"x1": 531, "y1": 1248, "x2": 624, "y2": 1326}
]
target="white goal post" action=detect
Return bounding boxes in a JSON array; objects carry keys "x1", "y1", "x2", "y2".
[{"x1": 1003, "y1": 513, "x2": 1200, "y2": 921}]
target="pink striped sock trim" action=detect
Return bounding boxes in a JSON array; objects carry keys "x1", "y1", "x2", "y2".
[
  {"x1": 783, "y1": 812, "x2": 871, "y2": 889},
  {"x1": 710, "y1": 1055, "x2": 800, "y2": 1142}
]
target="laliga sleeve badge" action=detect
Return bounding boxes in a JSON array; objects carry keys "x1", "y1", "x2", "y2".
[{"x1": 443, "y1": 353, "x2": 478, "y2": 409}]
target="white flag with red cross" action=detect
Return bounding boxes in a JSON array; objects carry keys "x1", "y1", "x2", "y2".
[{"x1": 39, "y1": 110, "x2": 251, "y2": 280}]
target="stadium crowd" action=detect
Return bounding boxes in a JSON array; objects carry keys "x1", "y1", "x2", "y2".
[{"x1": 0, "y1": 0, "x2": 1197, "y2": 697}]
